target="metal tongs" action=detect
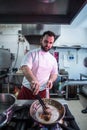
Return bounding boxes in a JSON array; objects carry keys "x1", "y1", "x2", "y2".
[
  {"x1": 32, "y1": 87, "x2": 47, "y2": 114},
  {"x1": 35, "y1": 94, "x2": 47, "y2": 114}
]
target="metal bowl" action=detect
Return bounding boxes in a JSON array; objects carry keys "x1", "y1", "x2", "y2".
[
  {"x1": 0, "y1": 93, "x2": 16, "y2": 114},
  {"x1": 0, "y1": 93, "x2": 16, "y2": 127}
]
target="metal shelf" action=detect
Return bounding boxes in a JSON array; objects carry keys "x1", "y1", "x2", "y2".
[{"x1": 53, "y1": 46, "x2": 87, "y2": 50}]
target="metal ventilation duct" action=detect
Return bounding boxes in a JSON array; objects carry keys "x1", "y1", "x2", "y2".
[
  {"x1": 22, "y1": 24, "x2": 61, "y2": 35},
  {"x1": 22, "y1": 24, "x2": 61, "y2": 45}
]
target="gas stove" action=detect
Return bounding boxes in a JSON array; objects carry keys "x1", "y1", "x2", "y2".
[{"x1": 0, "y1": 101, "x2": 80, "y2": 130}]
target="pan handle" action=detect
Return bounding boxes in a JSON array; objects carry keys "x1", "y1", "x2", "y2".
[{"x1": 0, "y1": 113, "x2": 8, "y2": 128}]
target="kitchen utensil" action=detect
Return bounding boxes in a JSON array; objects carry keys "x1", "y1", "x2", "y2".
[
  {"x1": 35, "y1": 94, "x2": 47, "y2": 114},
  {"x1": 30, "y1": 98, "x2": 65, "y2": 125}
]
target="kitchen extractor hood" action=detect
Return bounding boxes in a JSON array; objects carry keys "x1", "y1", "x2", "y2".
[
  {"x1": 22, "y1": 24, "x2": 61, "y2": 45},
  {"x1": 0, "y1": 0, "x2": 86, "y2": 24},
  {"x1": 22, "y1": 24, "x2": 61, "y2": 35}
]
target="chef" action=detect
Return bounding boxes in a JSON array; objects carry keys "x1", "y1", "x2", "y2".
[{"x1": 17, "y1": 31, "x2": 58, "y2": 99}]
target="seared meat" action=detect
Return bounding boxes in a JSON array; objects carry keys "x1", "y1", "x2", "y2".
[{"x1": 39, "y1": 107, "x2": 52, "y2": 121}]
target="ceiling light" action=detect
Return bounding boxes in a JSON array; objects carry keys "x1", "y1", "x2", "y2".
[{"x1": 38, "y1": 0, "x2": 56, "y2": 3}]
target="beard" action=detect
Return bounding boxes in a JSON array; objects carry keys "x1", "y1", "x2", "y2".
[{"x1": 41, "y1": 45, "x2": 50, "y2": 52}]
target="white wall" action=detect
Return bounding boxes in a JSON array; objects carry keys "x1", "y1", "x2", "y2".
[
  {"x1": 52, "y1": 48, "x2": 87, "y2": 79},
  {"x1": 53, "y1": 26, "x2": 87, "y2": 79},
  {"x1": 54, "y1": 26, "x2": 87, "y2": 47},
  {"x1": 0, "y1": 24, "x2": 30, "y2": 68}
]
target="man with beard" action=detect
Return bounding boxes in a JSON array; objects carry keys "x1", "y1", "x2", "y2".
[{"x1": 17, "y1": 31, "x2": 58, "y2": 99}]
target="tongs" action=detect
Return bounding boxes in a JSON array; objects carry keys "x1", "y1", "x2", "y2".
[
  {"x1": 32, "y1": 87, "x2": 47, "y2": 113},
  {"x1": 35, "y1": 94, "x2": 47, "y2": 114}
]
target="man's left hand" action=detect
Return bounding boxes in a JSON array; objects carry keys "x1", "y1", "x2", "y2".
[{"x1": 46, "y1": 80, "x2": 53, "y2": 89}]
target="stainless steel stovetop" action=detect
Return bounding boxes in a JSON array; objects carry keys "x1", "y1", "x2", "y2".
[{"x1": 0, "y1": 99, "x2": 80, "y2": 130}]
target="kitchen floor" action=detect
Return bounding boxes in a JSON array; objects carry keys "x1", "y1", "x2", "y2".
[
  {"x1": 55, "y1": 94, "x2": 87, "y2": 130},
  {"x1": 66, "y1": 97, "x2": 87, "y2": 130}
]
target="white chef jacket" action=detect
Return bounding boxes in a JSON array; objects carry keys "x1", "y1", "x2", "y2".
[{"x1": 21, "y1": 48, "x2": 58, "y2": 91}]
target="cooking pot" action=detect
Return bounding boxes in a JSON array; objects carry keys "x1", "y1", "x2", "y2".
[
  {"x1": 83, "y1": 57, "x2": 87, "y2": 67},
  {"x1": 0, "y1": 93, "x2": 16, "y2": 127},
  {"x1": 30, "y1": 98, "x2": 65, "y2": 125}
]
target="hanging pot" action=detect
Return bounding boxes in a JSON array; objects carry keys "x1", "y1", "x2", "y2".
[
  {"x1": 83, "y1": 57, "x2": 87, "y2": 67},
  {"x1": 0, "y1": 93, "x2": 16, "y2": 127},
  {"x1": 29, "y1": 98, "x2": 65, "y2": 125}
]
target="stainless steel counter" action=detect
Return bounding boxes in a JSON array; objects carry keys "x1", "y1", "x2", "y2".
[
  {"x1": 15, "y1": 98, "x2": 67, "y2": 106},
  {"x1": 60, "y1": 80, "x2": 87, "y2": 100},
  {"x1": 62, "y1": 80, "x2": 87, "y2": 86},
  {"x1": 15, "y1": 100, "x2": 34, "y2": 106},
  {"x1": 80, "y1": 73, "x2": 87, "y2": 79}
]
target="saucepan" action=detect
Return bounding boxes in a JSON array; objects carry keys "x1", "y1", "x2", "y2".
[
  {"x1": 0, "y1": 93, "x2": 16, "y2": 127},
  {"x1": 29, "y1": 98, "x2": 65, "y2": 125}
]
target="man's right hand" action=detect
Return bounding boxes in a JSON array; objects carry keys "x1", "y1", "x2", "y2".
[
  {"x1": 21, "y1": 65, "x2": 40, "y2": 95},
  {"x1": 30, "y1": 80, "x2": 40, "y2": 95}
]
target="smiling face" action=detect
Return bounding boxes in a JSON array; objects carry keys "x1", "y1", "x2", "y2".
[{"x1": 40, "y1": 34, "x2": 55, "y2": 52}]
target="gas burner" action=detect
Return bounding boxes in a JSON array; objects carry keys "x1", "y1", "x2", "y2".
[
  {"x1": 0, "y1": 104, "x2": 80, "y2": 130},
  {"x1": 31, "y1": 123, "x2": 63, "y2": 130},
  {"x1": 12, "y1": 105, "x2": 30, "y2": 120}
]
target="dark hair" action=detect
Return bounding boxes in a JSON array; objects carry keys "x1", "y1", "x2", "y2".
[{"x1": 42, "y1": 31, "x2": 56, "y2": 39}]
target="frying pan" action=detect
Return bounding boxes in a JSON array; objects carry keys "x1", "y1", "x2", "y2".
[
  {"x1": 0, "y1": 93, "x2": 16, "y2": 127},
  {"x1": 30, "y1": 98, "x2": 65, "y2": 125}
]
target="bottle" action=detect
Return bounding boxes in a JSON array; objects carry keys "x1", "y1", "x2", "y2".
[{"x1": 46, "y1": 87, "x2": 49, "y2": 99}]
